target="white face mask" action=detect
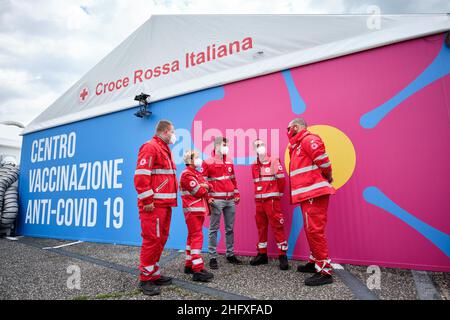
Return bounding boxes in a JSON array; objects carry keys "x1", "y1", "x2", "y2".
[
  {"x1": 193, "y1": 158, "x2": 203, "y2": 168},
  {"x1": 256, "y1": 146, "x2": 266, "y2": 156},
  {"x1": 169, "y1": 133, "x2": 177, "y2": 144},
  {"x1": 220, "y1": 146, "x2": 229, "y2": 155}
]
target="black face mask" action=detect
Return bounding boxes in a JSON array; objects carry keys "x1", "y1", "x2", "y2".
[{"x1": 287, "y1": 126, "x2": 298, "y2": 139}]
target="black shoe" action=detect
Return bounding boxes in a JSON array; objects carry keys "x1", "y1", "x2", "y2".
[
  {"x1": 226, "y1": 255, "x2": 242, "y2": 265},
  {"x1": 184, "y1": 266, "x2": 194, "y2": 274},
  {"x1": 139, "y1": 281, "x2": 161, "y2": 296},
  {"x1": 153, "y1": 275, "x2": 173, "y2": 286},
  {"x1": 297, "y1": 262, "x2": 317, "y2": 273},
  {"x1": 250, "y1": 253, "x2": 268, "y2": 266},
  {"x1": 305, "y1": 273, "x2": 333, "y2": 287},
  {"x1": 279, "y1": 255, "x2": 289, "y2": 271},
  {"x1": 209, "y1": 258, "x2": 218, "y2": 270},
  {"x1": 193, "y1": 269, "x2": 214, "y2": 282}
]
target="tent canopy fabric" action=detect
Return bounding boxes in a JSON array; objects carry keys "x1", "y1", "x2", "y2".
[{"x1": 23, "y1": 14, "x2": 450, "y2": 135}]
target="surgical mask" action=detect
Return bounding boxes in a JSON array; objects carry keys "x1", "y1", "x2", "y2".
[
  {"x1": 256, "y1": 146, "x2": 266, "y2": 156},
  {"x1": 194, "y1": 158, "x2": 203, "y2": 168},
  {"x1": 220, "y1": 146, "x2": 229, "y2": 155},
  {"x1": 169, "y1": 133, "x2": 177, "y2": 144}
]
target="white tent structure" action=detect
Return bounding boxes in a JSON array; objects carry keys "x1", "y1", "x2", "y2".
[
  {"x1": 0, "y1": 137, "x2": 21, "y2": 164},
  {"x1": 23, "y1": 14, "x2": 450, "y2": 134},
  {"x1": 0, "y1": 122, "x2": 23, "y2": 164}
]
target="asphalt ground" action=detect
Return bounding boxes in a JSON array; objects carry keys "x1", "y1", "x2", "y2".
[{"x1": 0, "y1": 236, "x2": 448, "y2": 300}]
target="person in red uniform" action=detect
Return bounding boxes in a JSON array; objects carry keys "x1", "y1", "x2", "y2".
[
  {"x1": 249, "y1": 139, "x2": 289, "y2": 270},
  {"x1": 180, "y1": 150, "x2": 214, "y2": 282},
  {"x1": 287, "y1": 118, "x2": 336, "y2": 287},
  {"x1": 203, "y1": 136, "x2": 242, "y2": 269},
  {"x1": 134, "y1": 120, "x2": 178, "y2": 296}
]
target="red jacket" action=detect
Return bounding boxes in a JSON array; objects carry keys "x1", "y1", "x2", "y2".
[
  {"x1": 289, "y1": 129, "x2": 335, "y2": 204},
  {"x1": 251, "y1": 155, "x2": 285, "y2": 201},
  {"x1": 202, "y1": 150, "x2": 239, "y2": 200},
  {"x1": 134, "y1": 136, "x2": 178, "y2": 208},
  {"x1": 180, "y1": 166, "x2": 211, "y2": 215}
]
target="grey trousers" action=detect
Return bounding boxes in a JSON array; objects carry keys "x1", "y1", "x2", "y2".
[{"x1": 208, "y1": 199, "x2": 236, "y2": 258}]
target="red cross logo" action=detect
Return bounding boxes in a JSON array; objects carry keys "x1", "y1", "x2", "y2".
[{"x1": 79, "y1": 87, "x2": 89, "y2": 103}]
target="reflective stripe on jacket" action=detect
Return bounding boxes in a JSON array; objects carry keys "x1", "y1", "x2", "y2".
[
  {"x1": 202, "y1": 150, "x2": 239, "y2": 200},
  {"x1": 134, "y1": 136, "x2": 178, "y2": 208},
  {"x1": 180, "y1": 166, "x2": 211, "y2": 215},
  {"x1": 288, "y1": 129, "x2": 335, "y2": 204},
  {"x1": 251, "y1": 155, "x2": 285, "y2": 201}
]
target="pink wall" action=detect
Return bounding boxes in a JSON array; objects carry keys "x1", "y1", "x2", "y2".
[{"x1": 193, "y1": 33, "x2": 450, "y2": 271}]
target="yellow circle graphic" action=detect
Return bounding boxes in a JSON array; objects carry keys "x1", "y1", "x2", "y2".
[{"x1": 284, "y1": 125, "x2": 356, "y2": 190}]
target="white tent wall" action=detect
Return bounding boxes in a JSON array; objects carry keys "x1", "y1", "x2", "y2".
[{"x1": 23, "y1": 14, "x2": 450, "y2": 135}]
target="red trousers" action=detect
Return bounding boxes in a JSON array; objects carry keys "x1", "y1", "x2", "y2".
[
  {"x1": 255, "y1": 199, "x2": 288, "y2": 255},
  {"x1": 139, "y1": 207, "x2": 172, "y2": 281},
  {"x1": 300, "y1": 195, "x2": 333, "y2": 275},
  {"x1": 184, "y1": 214, "x2": 205, "y2": 272}
]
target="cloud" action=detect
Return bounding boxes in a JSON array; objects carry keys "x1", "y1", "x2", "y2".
[{"x1": 0, "y1": 0, "x2": 448, "y2": 142}]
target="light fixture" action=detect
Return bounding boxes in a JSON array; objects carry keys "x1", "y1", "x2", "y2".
[
  {"x1": 134, "y1": 93, "x2": 152, "y2": 118},
  {"x1": 253, "y1": 50, "x2": 265, "y2": 59}
]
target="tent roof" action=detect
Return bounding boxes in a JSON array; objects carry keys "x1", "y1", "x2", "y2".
[{"x1": 23, "y1": 14, "x2": 450, "y2": 135}]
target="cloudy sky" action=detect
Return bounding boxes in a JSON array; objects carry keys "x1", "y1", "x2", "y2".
[{"x1": 0, "y1": 0, "x2": 449, "y2": 141}]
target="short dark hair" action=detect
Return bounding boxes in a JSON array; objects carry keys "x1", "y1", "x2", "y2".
[
  {"x1": 156, "y1": 120, "x2": 173, "y2": 134},
  {"x1": 214, "y1": 136, "x2": 228, "y2": 147},
  {"x1": 253, "y1": 139, "x2": 263, "y2": 149}
]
